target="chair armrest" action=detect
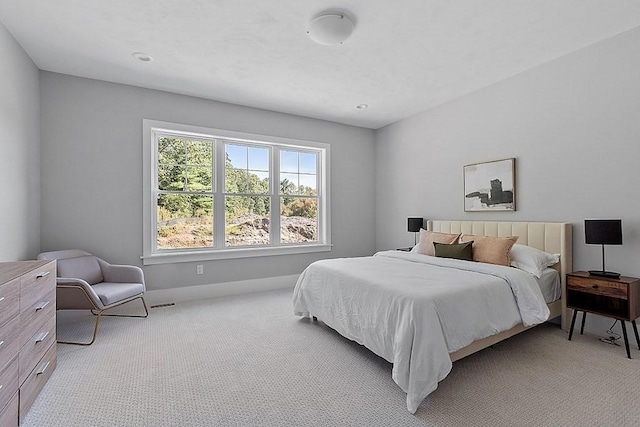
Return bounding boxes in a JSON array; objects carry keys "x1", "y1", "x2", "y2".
[
  {"x1": 57, "y1": 277, "x2": 103, "y2": 303},
  {"x1": 97, "y1": 259, "x2": 145, "y2": 288}
]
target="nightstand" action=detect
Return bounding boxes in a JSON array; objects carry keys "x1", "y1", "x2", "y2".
[{"x1": 566, "y1": 271, "x2": 640, "y2": 358}]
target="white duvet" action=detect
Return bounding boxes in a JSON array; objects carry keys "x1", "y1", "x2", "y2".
[{"x1": 292, "y1": 250, "x2": 550, "y2": 413}]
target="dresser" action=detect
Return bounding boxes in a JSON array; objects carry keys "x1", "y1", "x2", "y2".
[{"x1": 0, "y1": 261, "x2": 57, "y2": 427}]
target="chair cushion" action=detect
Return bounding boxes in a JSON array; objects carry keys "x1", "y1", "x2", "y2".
[
  {"x1": 91, "y1": 282, "x2": 145, "y2": 306},
  {"x1": 56, "y1": 255, "x2": 104, "y2": 285}
]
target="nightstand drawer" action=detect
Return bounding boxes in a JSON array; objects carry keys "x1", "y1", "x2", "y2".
[{"x1": 567, "y1": 276, "x2": 627, "y2": 299}]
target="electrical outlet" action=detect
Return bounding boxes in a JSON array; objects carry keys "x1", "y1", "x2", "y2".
[{"x1": 196, "y1": 264, "x2": 203, "y2": 275}]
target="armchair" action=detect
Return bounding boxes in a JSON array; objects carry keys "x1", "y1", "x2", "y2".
[{"x1": 37, "y1": 249, "x2": 149, "y2": 345}]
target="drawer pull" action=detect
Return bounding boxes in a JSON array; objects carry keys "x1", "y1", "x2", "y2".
[
  {"x1": 35, "y1": 301, "x2": 50, "y2": 311},
  {"x1": 0, "y1": 296, "x2": 5, "y2": 303},
  {"x1": 0, "y1": 340, "x2": 4, "y2": 347},
  {"x1": 36, "y1": 271, "x2": 51, "y2": 278},
  {"x1": 0, "y1": 385, "x2": 2, "y2": 391},
  {"x1": 36, "y1": 361, "x2": 50, "y2": 376},
  {"x1": 35, "y1": 331, "x2": 50, "y2": 343},
  {"x1": 592, "y1": 285, "x2": 599, "y2": 289}
]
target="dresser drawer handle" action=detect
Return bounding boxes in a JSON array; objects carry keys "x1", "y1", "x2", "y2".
[
  {"x1": 36, "y1": 271, "x2": 51, "y2": 278},
  {"x1": 35, "y1": 331, "x2": 50, "y2": 344},
  {"x1": 0, "y1": 340, "x2": 4, "y2": 348},
  {"x1": 0, "y1": 385, "x2": 2, "y2": 391},
  {"x1": 0, "y1": 296, "x2": 5, "y2": 303},
  {"x1": 36, "y1": 361, "x2": 50, "y2": 376},
  {"x1": 592, "y1": 285, "x2": 599, "y2": 289},
  {"x1": 35, "y1": 301, "x2": 50, "y2": 311}
]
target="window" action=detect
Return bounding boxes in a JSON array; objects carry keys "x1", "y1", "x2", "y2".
[{"x1": 143, "y1": 120, "x2": 330, "y2": 264}]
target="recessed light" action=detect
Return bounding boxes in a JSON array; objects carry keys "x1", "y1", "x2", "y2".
[
  {"x1": 356, "y1": 104, "x2": 368, "y2": 109},
  {"x1": 132, "y1": 52, "x2": 153, "y2": 62}
]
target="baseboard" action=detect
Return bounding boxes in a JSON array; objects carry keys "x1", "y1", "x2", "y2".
[{"x1": 144, "y1": 274, "x2": 299, "y2": 306}]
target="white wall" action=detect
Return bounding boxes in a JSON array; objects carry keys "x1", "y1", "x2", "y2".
[
  {"x1": 39, "y1": 72, "x2": 376, "y2": 292},
  {"x1": 0, "y1": 22, "x2": 40, "y2": 261},
  {"x1": 376, "y1": 27, "x2": 640, "y2": 334}
]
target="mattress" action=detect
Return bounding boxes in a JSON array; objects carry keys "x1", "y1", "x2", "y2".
[{"x1": 538, "y1": 267, "x2": 561, "y2": 303}]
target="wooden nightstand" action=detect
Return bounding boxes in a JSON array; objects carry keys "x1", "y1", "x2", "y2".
[{"x1": 566, "y1": 271, "x2": 640, "y2": 358}]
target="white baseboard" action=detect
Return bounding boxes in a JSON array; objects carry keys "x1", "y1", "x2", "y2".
[{"x1": 144, "y1": 274, "x2": 299, "y2": 306}]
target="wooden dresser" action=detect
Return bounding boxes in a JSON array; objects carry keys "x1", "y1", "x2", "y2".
[{"x1": 0, "y1": 261, "x2": 57, "y2": 427}]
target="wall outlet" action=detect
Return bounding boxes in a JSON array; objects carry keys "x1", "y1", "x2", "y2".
[{"x1": 196, "y1": 264, "x2": 203, "y2": 275}]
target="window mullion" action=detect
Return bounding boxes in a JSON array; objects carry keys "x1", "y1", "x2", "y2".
[
  {"x1": 151, "y1": 133, "x2": 159, "y2": 254},
  {"x1": 271, "y1": 146, "x2": 280, "y2": 246},
  {"x1": 214, "y1": 140, "x2": 226, "y2": 248}
]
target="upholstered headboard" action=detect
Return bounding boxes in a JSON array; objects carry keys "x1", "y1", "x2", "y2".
[{"x1": 428, "y1": 220, "x2": 573, "y2": 330}]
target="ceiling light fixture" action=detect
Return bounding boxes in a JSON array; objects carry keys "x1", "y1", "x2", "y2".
[
  {"x1": 132, "y1": 52, "x2": 153, "y2": 62},
  {"x1": 356, "y1": 104, "x2": 368, "y2": 109},
  {"x1": 306, "y1": 11, "x2": 355, "y2": 46}
]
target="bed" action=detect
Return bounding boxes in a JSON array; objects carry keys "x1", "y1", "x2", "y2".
[{"x1": 293, "y1": 220, "x2": 572, "y2": 413}]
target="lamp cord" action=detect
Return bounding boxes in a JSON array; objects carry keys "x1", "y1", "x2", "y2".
[{"x1": 599, "y1": 319, "x2": 621, "y2": 346}]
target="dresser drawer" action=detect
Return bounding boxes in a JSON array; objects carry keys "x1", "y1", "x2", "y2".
[
  {"x1": 0, "y1": 317, "x2": 20, "y2": 374},
  {"x1": 0, "y1": 278, "x2": 19, "y2": 328},
  {"x1": 0, "y1": 392, "x2": 18, "y2": 427},
  {"x1": 0, "y1": 357, "x2": 18, "y2": 414},
  {"x1": 19, "y1": 290, "x2": 55, "y2": 349},
  {"x1": 20, "y1": 262, "x2": 55, "y2": 314},
  {"x1": 19, "y1": 343, "x2": 55, "y2": 424},
  {"x1": 19, "y1": 317, "x2": 56, "y2": 386},
  {"x1": 567, "y1": 276, "x2": 627, "y2": 299}
]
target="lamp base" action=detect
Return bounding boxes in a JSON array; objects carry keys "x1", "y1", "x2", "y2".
[{"x1": 588, "y1": 270, "x2": 621, "y2": 279}]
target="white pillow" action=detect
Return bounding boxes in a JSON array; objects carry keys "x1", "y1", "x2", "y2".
[{"x1": 510, "y1": 244, "x2": 560, "y2": 278}]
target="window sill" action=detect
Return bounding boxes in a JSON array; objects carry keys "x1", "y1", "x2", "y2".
[{"x1": 141, "y1": 244, "x2": 332, "y2": 265}]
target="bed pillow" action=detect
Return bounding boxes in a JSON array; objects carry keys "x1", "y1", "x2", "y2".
[
  {"x1": 433, "y1": 241, "x2": 473, "y2": 261},
  {"x1": 459, "y1": 234, "x2": 518, "y2": 266},
  {"x1": 417, "y1": 229, "x2": 460, "y2": 256},
  {"x1": 510, "y1": 244, "x2": 560, "y2": 278}
]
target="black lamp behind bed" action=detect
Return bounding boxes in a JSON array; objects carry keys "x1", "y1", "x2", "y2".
[
  {"x1": 407, "y1": 217, "x2": 423, "y2": 245},
  {"x1": 585, "y1": 219, "x2": 623, "y2": 278}
]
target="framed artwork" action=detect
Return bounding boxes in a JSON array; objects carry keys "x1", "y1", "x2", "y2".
[{"x1": 464, "y1": 158, "x2": 516, "y2": 212}]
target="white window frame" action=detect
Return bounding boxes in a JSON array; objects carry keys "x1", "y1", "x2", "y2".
[{"x1": 142, "y1": 119, "x2": 331, "y2": 265}]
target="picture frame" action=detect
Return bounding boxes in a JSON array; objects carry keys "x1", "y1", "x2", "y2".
[{"x1": 463, "y1": 158, "x2": 516, "y2": 212}]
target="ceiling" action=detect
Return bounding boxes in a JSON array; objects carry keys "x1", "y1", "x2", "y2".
[{"x1": 1, "y1": 1, "x2": 640, "y2": 129}]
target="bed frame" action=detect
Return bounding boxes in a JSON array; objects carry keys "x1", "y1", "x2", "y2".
[{"x1": 427, "y1": 220, "x2": 573, "y2": 362}]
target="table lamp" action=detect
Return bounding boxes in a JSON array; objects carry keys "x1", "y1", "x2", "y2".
[
  {"x1": 407, "y1": 217, "x2": 423, "y2": 245},
  {"x1": 585, "y1": 219, "x2": 622, "y2": 278}
]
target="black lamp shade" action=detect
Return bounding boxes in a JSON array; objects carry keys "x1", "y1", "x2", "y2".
[
  {"x1": 407, "y1": 217, "x2": 423, "y2": 233},
  {"x1": 585, "y1": 219, "x2": 622, "y2": 245}
]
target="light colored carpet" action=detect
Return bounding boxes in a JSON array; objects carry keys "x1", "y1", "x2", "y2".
[{"x1": 22, "y1": 288, "x2": 640, "y2": 427}]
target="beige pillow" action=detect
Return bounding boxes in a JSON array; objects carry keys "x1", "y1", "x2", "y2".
[
  {"x1": 417, "y1": 229, "x2": 460, "y2": 256},
  {"x1": 459, "y1": 234, "x2": 519, "y2": 266}
]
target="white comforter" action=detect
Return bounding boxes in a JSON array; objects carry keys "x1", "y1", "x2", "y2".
[{"x1": 292, "y1": 250, "x2": 550, "y2": 413}]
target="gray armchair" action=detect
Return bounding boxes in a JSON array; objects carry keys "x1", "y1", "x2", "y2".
[{"x1": 37, "y1": 249, "x2": 149, "y2": 345}]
